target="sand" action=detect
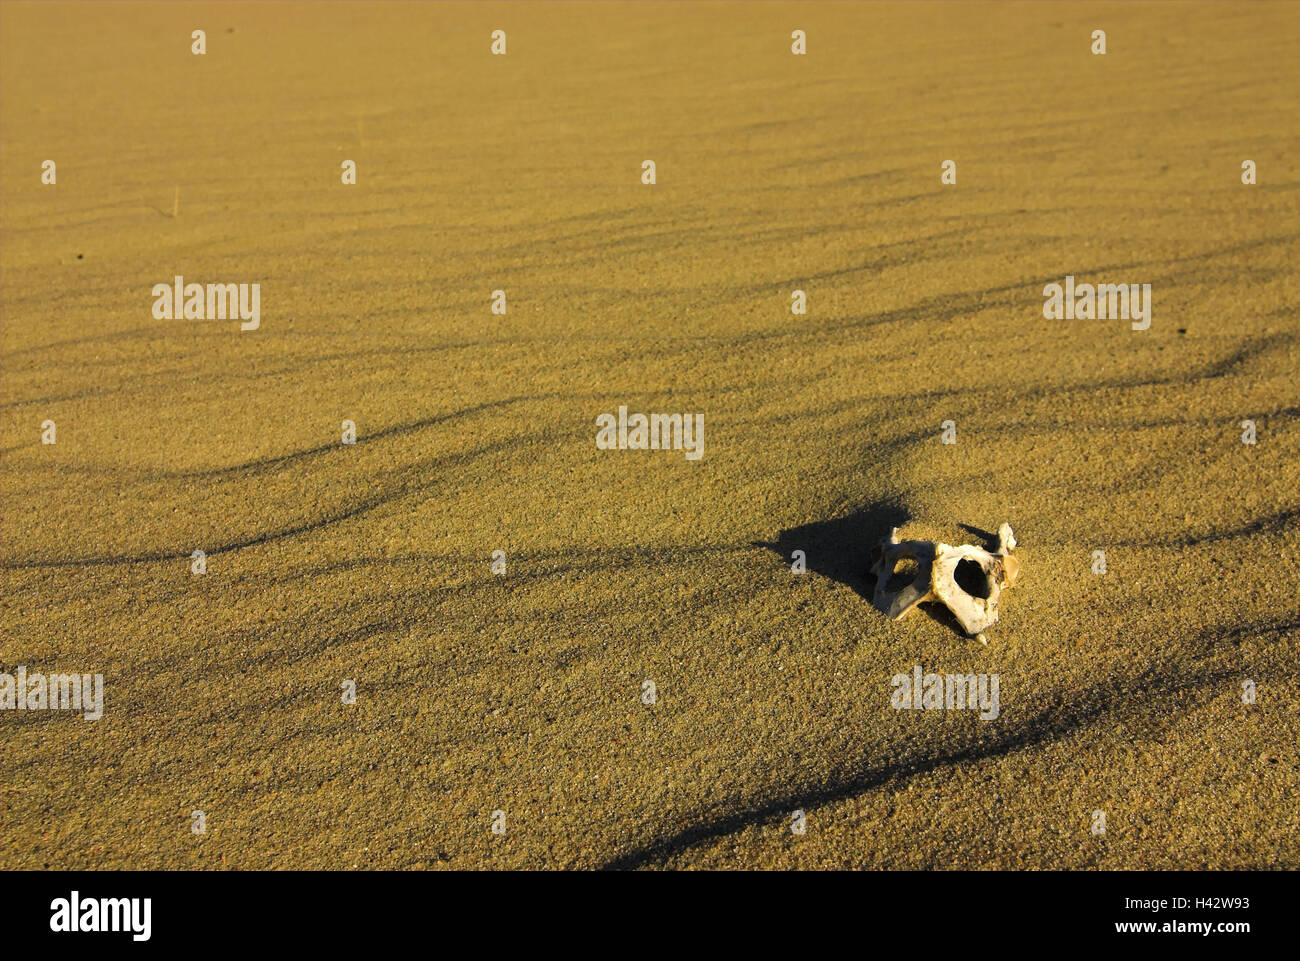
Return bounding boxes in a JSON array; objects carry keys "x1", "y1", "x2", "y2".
[{"x1": 1, "y1": 1, "x2": 1297, "y2": 869}]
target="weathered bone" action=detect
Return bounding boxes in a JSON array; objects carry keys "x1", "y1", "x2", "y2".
[{"x1": 870, "y1": 523, "x2": 1020, "y2": 638}]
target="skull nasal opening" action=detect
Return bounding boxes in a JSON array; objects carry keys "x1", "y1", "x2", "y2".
[{"x1": 954, "y1": 558, "x2": 991, "y2": 598}]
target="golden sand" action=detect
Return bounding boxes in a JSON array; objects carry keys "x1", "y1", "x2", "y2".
[{"x1": 1, "y1": 2, "x2": 1297, "y2": 869}]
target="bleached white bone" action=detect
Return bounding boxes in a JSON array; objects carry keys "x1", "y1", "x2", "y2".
[{"x1": 869, "y1": 524, "x2": 1019, "y2": 638}]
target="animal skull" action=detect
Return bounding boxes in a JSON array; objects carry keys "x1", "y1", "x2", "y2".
[{"x1": 870, "y1": 523, "x2": 1020, "y2": 640}]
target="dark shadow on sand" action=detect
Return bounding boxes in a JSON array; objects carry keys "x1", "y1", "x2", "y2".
[{"x1": 754, "y1": 500, "x2": 911, "y2": 601}]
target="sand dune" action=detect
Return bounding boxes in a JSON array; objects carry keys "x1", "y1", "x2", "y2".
[{"x1": 2, "y1": 2, "x2": 1297, "y2": 869}]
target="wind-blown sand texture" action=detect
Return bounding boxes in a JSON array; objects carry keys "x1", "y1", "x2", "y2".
[{"x1": 2, "y1": 1, "x2": 1297, "y2": 869}]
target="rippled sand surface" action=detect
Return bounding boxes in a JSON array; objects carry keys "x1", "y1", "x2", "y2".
[{"x1": 2, "y1": 2, "x2": 1297, "y2": 868}]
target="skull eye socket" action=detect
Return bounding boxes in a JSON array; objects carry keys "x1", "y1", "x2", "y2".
[
  {"x1": 954, "y1": 558, "x2": 991, "y2": 599},
  {"x1": 885, "y1": 556, "x2": 920, "y2": 592}
]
